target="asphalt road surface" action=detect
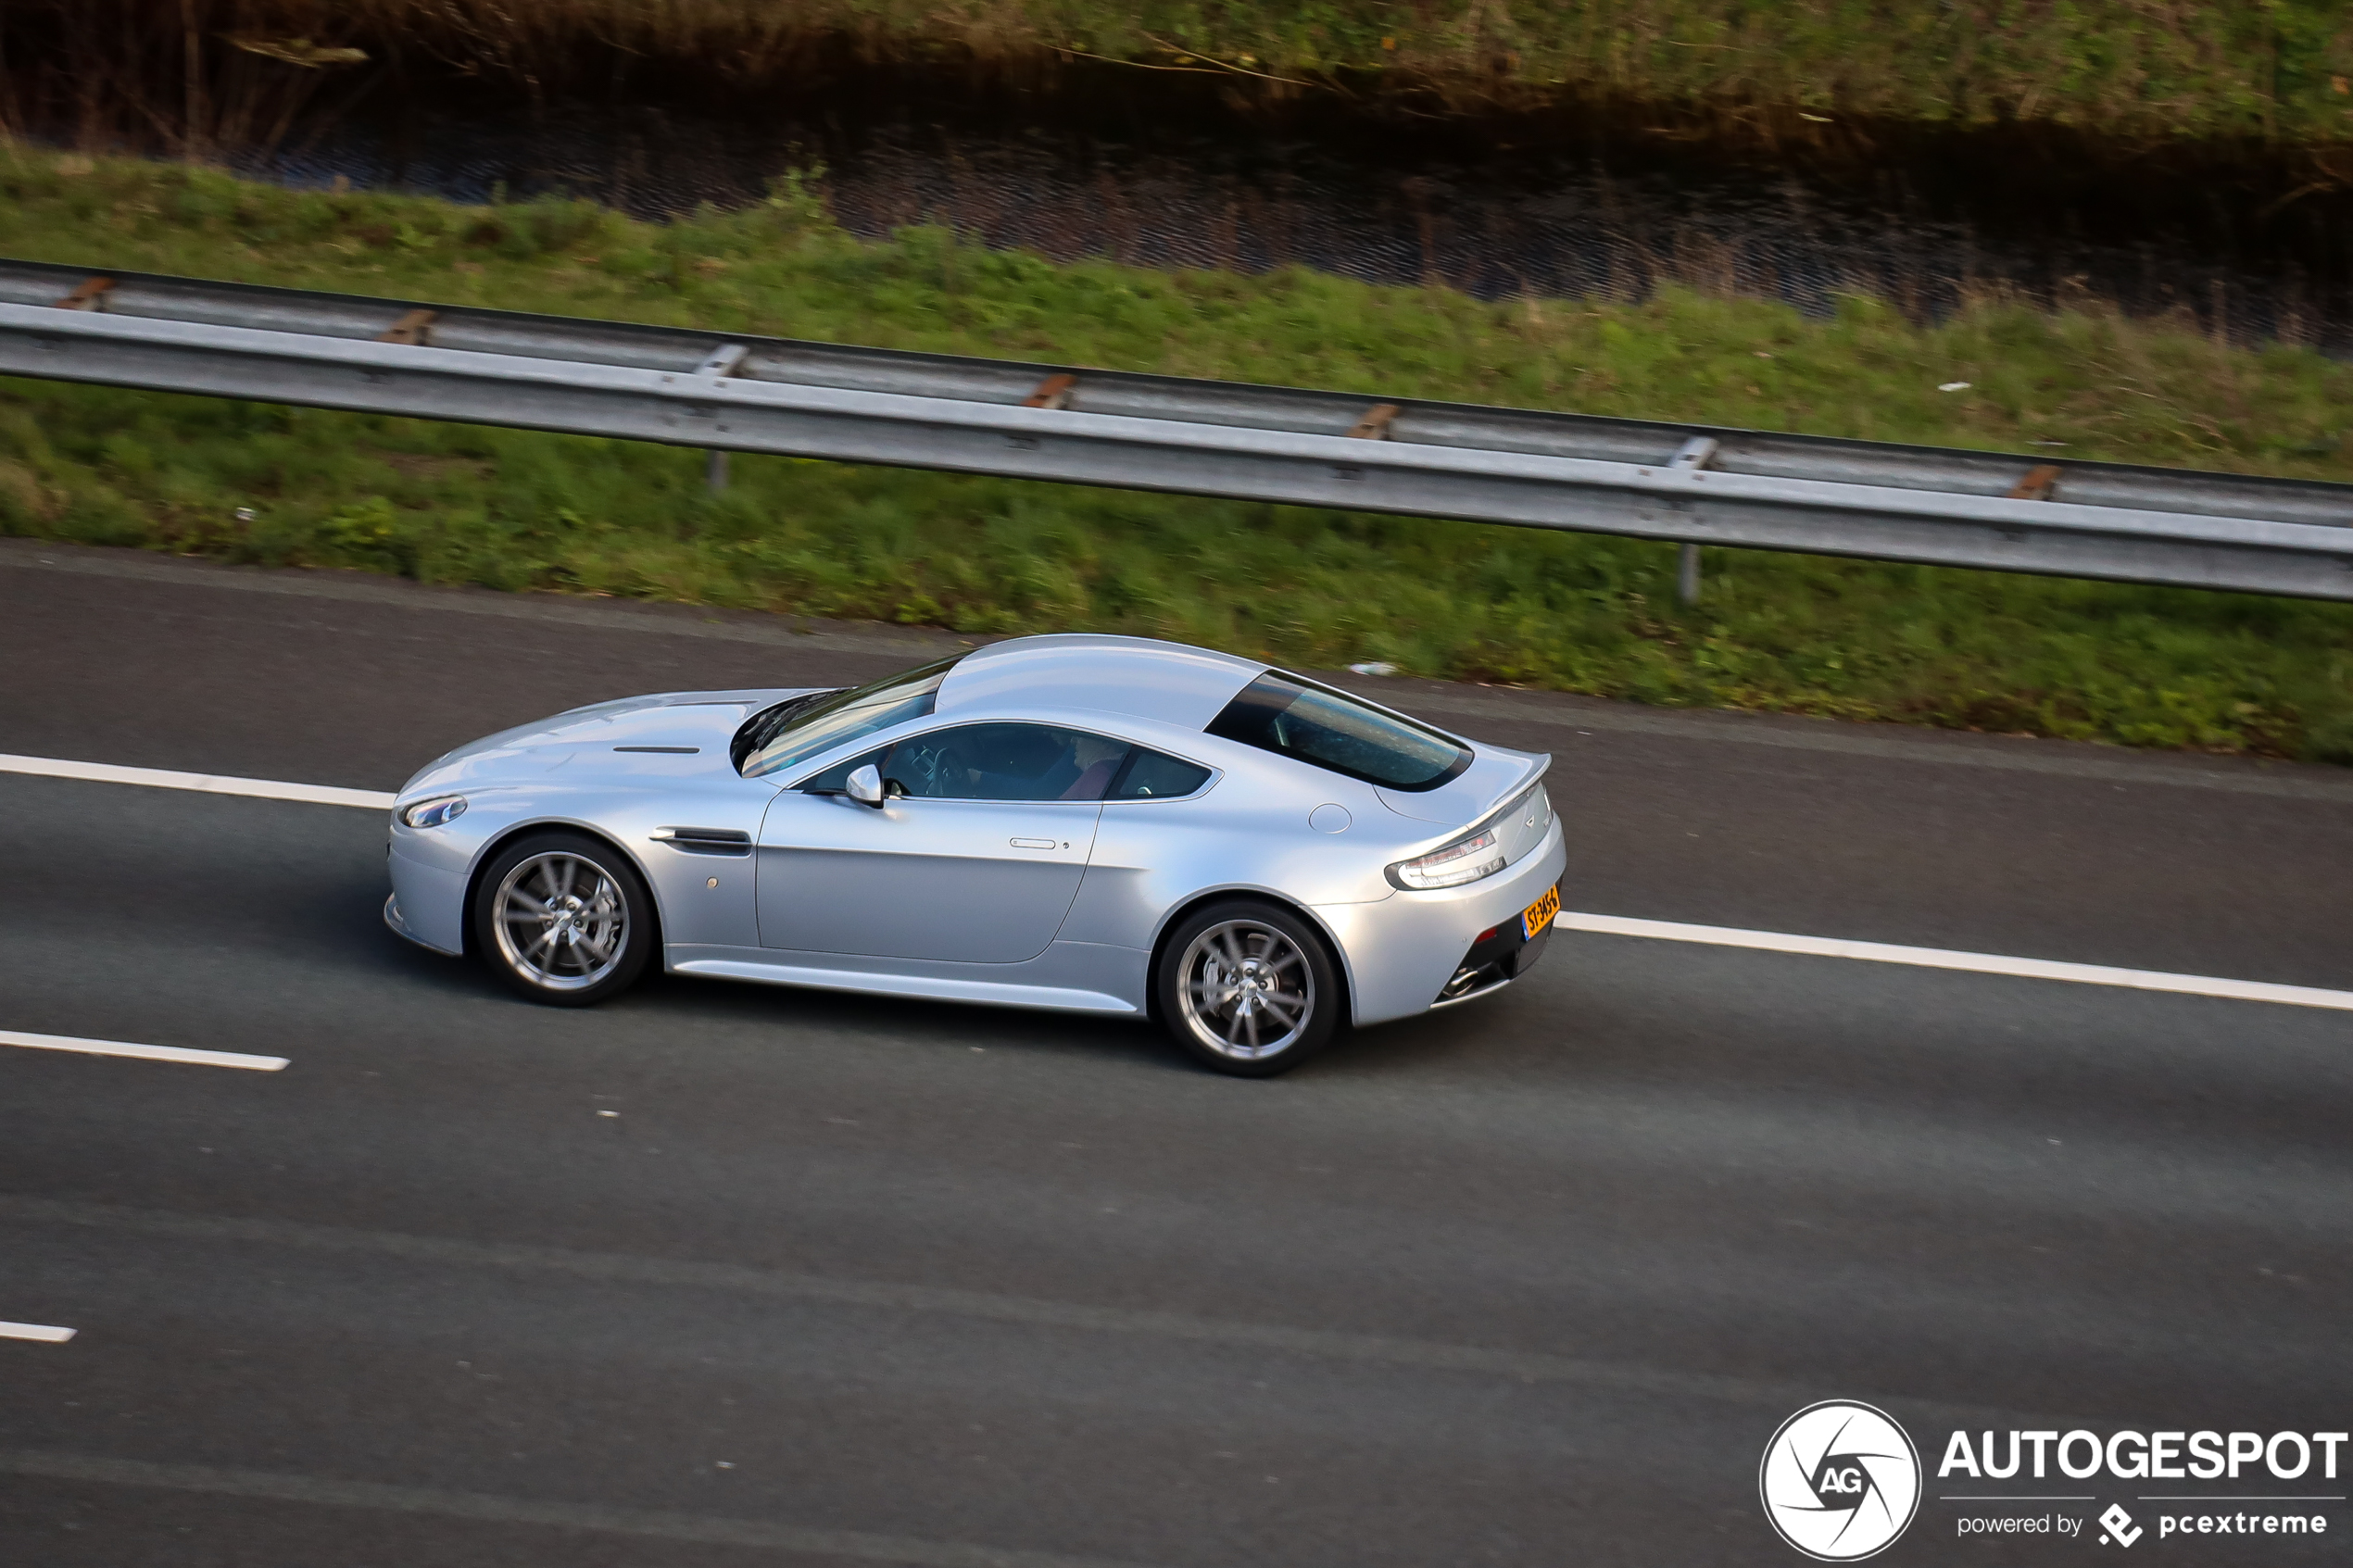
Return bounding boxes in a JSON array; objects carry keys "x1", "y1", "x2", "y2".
[{"x1": 4, "y1": 538, "x2": 2350, "y2": 1567}]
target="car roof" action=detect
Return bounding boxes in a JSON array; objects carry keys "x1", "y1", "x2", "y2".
[{"x1": 934, "y1": 634, "x2": 1267, "y2": 730}]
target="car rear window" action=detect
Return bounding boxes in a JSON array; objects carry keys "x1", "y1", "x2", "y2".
[
  {"x1": 1108, "y1": 747, "x2": 1213, "y2": 800},
  {"x1": 1205, "y1": 671, "x2": 1470, "y2": 792}
]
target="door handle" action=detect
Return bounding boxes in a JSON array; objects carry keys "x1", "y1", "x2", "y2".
[{"x1": 1008, "y1": 837, "x2": 1057, "y2": 849}]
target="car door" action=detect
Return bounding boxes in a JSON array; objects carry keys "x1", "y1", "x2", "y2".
[{"x1": 755, "y1": 721, "x2": 1126, "y2": 963}]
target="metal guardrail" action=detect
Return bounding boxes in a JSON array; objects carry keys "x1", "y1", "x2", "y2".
[{"x1": 2, "y1": 257, "x2": 2350, "y2": 601}]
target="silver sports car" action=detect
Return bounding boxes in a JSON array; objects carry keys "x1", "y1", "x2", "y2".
[{"x1": 384, "y1": 634, "x2": 1565, "y2": 1074}]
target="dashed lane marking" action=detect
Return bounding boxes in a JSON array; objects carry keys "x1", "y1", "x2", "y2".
[
  {"x1": 0, "y1": 1323, "x2": 76, "y2": 1343},
  {"x1": 0, "y1": 1030, "x2": 289, "y2": 1072},
  {"x1": 0, "y1": 753, "x2": 394, "y2": 810}
]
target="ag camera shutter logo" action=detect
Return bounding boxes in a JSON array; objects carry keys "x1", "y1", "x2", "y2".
[{"x1": 1760, "y1": 1400, "x2": 1923, "y2": 1561}]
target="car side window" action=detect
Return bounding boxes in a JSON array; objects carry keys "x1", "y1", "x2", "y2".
[
  {"x1": 1107, "y1": 747, "x2": 1213, "y2": 800},
  {"x1": 880, "y1": 724, "x2": 1131, "y2": 802}
]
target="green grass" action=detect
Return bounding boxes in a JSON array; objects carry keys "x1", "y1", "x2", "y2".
[
  {"x1": 53, "y1": 0, "x2": 2353, "y2": 148},
  {"x1": 1022, "y1": 0, "x2": 2353, "y2": 144},
  {"x1": 3, "y1": 149, "x2": 2351, "y2": 762}
]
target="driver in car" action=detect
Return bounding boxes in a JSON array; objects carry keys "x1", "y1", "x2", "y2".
[
  {"x1": 963, "y1": 726, "x2": 1082, "y2": 799},
  {"x1": 895, "y1": 725, "x2": 1126, "y2": 802}
]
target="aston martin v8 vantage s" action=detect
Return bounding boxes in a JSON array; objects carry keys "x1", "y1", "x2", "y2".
[{"x1": 384, "y1": 634, "x2": 1565, "y2": 1074}]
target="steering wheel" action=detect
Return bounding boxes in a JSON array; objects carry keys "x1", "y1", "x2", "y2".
[
  {"x1": 906, "y1": 744, "x2": 941, "y2": 796},
  {"x1": 937, "y1": 746, "x2": 988, "y2": 797}
]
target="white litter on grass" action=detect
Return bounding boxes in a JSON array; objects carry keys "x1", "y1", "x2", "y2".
[
  {"x1": 1348, "y1": 661, "x2": 1400, "y2": 676},
  {"x1": 1938, "y1": 382, "x2": 1971, "y2": 393}
]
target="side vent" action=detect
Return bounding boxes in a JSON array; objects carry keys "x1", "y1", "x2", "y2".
[{"x1": 649, "y1": 827, "x2": 752, "y2": 857}]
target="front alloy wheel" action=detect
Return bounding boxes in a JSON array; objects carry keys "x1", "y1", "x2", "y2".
[
  {"x1": 1156, "y1": 901, "x2": 1341, "y2": 1075},
  {"x1": 472, "y1": 832, "x2": 654, "y2": 1006}
]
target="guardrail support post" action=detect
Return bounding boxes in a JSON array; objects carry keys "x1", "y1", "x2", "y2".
[
  {"x1": 1667, "y1": 437, "x2": 1718, "y2": 606},
  {"x1": 694, "y1": 343, "x2": 751, "y2": 495}
]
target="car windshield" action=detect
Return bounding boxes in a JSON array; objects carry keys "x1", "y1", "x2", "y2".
[
  {"x1": 736, "y1": 655, "x2": 963, "y2": 779},
  {"x1": 1205, "y1": 671, "x2": 1470, "y2": 791}
]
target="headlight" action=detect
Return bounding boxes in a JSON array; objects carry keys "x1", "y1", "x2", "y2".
[
  {"x1": 400, "y1": 795, "x2": 469, "y2": 830},
  {"x1": 1387, "y1": 826, "x2": 1507, "y2": 890}
]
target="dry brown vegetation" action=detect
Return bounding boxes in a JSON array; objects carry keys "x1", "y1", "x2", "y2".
[{"x1": 9, "y1": 0, "x2": 2353, "y2": 157}]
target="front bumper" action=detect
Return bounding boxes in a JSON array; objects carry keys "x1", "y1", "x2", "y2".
[
  {"x1": 385, "y1": 821, "x2": 477, "y2": 955},
  {"x1": 384, "y1": 892, "x2": 446, "y2": 953}
]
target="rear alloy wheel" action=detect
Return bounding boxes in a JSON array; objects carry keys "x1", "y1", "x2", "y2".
[
  {"x1": 472, "y1": 832, "x2": 654, "y2": 1006},
  {"x1": 1156, "y1": 900, "x2": 1341, "y2": 1076}
]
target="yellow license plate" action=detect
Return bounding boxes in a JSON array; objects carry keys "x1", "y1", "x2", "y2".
[{"x1": 1521, "y1": 884, "x2": 1560, "y2": 942}]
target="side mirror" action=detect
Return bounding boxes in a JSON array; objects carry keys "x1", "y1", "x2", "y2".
[{"x1": 846, "y1": 763, "x2": 887, "y2": 808}]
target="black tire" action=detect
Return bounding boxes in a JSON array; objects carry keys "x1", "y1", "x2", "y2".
[
  {"x1": 472, "y1": 831, "x2": 656, "y2": 1007},
  {"x1": 1154, "y1": 899, "x2": 1343, "y2": 1076}
]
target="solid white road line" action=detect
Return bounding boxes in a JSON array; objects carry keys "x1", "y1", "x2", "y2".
[
  {"x1": 1561, "y1": 912, "x2": 2353, "y2": 1013},
  {"x1": 0, "y1": 1323, "x2": 77, "y2": 1343},
  {"x1": 0, "y1": 1030, "x2": 289, "y2": 1072},
  {"x1": 0, "y1": 753, "x2": 394, "y2": 810},
  {"x1": 8, "y1": 750, "x2": 2348, "y2": 1015}
]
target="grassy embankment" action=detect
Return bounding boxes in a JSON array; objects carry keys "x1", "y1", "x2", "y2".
[
  {"x1": 23, "y1": 0, "x2": 2353, "y2": 147},
  {"x1": 2, "y1": 151, "x2": 2350, "y2": 760},
  {"x1": 869, "y1": 0, "x2": 2353, "y2": 143}
]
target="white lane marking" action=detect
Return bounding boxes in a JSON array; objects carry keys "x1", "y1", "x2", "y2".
[
  {"x1": 1562, "y1": 912, "x2": 2353, "y2": 1012},
  {"x1": 0, "y1": 1323, "x2": 76, "y2": 1343},
  {"x1": 0, "y1": 753, "x2": 394, "y2": 810},
  {"x1": 0, "y1": 1030, "x2": 289, "y2": 1072},
  {"x1": 8, "y1": 752, "x2": 2347, "y2": 1014}
]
